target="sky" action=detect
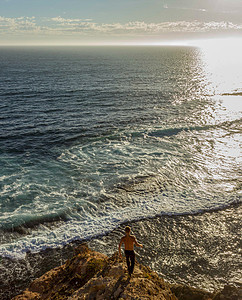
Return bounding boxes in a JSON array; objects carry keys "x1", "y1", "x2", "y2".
[{"x1": 0, "y1": 0, "x2": 242, "y2": 45}]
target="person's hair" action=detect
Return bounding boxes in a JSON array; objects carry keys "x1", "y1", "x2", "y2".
[{"x1": 125, "y1": 226, "x2": 131, "y2": 233}]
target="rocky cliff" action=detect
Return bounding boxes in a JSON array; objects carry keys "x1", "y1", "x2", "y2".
[{"x1": 12, "y1": 244, "x2": 241, "y2": 300}]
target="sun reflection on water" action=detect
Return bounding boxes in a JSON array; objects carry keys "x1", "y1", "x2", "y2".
[
  {"x1": 194, "y1": 37, "x2": 242, "y2": 96},
  {"x1": 190, "y1": 38, "x2": 242, "y2": 194}
]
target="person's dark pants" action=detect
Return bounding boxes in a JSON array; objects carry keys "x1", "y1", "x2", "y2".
[{"x1": 125, "y1": 250, "x2": 135, "y2": 275}]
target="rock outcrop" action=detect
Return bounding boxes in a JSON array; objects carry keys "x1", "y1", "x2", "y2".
[{"x1": 12, "y1": 244, "x2": 241, "y2": 300}]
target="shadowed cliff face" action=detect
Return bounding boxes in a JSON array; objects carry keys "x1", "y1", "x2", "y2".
[{"x1": 12, "y1": 244, "x2": 240, "y2": 300}]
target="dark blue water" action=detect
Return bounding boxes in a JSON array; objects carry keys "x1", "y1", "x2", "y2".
[{"x1": 0, "y1": 47, "x2": 241, "y2": 294}]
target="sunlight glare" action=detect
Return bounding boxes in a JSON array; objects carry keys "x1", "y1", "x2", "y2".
[{"x1": 192, "y1": 37, "x2": 242, "y2": 95}]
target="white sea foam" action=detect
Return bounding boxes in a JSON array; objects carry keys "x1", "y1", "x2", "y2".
[
  {"x1": 0, "y1": 46, "x2": 241, "y2": 260},
  {"x1": 0, "y1": 183, "x2": 239, "y2": 259},
  {"x1": 1, "y1": 127, "x2": 240, "y2": 258}
]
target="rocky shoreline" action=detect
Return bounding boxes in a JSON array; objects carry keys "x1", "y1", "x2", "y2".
[{"x1": 12, "y1": 244, "x2": 241, "y2": 300}]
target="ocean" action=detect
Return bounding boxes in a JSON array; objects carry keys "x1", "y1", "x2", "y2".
[{"x1": 0, "y1": 45, "x2": 241, "y2": 298}]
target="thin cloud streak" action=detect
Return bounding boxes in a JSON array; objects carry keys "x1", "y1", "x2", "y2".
[{"x1": 0, "y1": 16, "x2": 241, "y2": 36}]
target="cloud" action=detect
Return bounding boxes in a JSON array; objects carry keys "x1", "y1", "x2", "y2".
[
  {"x1": 0, "y1": 16, "x2": 39, "y2": 33},
  {"x1": 0, "y1": 16, "x2": 241, "y2": 37},
  {"x1": 51, "y1": 17, "x2": 92, "y2": 23},
  {"x1": 48, "y1": 17, "x2": 242, "y2": 35}
]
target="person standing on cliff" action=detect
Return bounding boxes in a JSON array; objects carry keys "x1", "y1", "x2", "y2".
[{"x1": 119, "y1": 226, "x2": 143, "y2": 277}]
